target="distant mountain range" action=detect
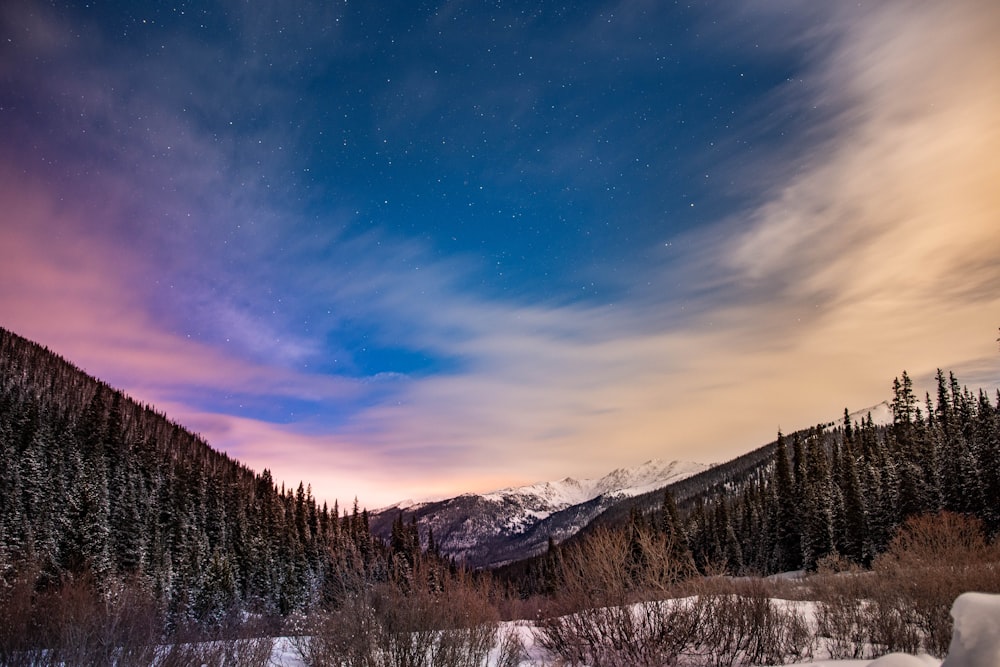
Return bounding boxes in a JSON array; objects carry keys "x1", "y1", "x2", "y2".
[
  {"x1": 370, "y1": 459, "x2": 708, "y2": 568},
  {"x1": 370, "y1": 402, "x2": 896, "y2": 570}
]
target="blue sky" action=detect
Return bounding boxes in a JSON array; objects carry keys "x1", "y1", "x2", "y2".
[{"x1": 2, "y1": 0, "x2": 998, "y2": 507}]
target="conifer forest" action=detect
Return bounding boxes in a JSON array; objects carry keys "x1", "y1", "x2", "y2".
[{"x1": 3, "y1": 325, "x2": 1000, "y2": 663}]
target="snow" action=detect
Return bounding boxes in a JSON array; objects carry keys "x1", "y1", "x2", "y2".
[
  {"x1": 268, "y1": 637, "x2": 304, "y2": 666},
  {"x1": 781, "y1": 660, "x2": 935, "y2": 667},
  {"x1": 835, "y1": 401, "x2": 895, "y2": 429},
  {"x1": 254, "y1": 593, "x2": 1000, "y2": 666},
  {"x1": 940, "y1": 592, "x2": 1000, "y2": 667},
  {"x1": 782, "y1": 655, "x2": 939, "y2": 667},
  {"x1": 867, "y1": 654, "x2": 940, "y2": 667},
  {"x1": 481, "y1": 459, "x2": 708, "y2": 508}
]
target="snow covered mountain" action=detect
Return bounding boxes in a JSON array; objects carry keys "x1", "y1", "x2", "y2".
[
  {"x1": 845, "y1": 400, "x2": 894, "y2": 427},
  {"x1": 370, "y1": 460, "x2": 708, "y2": 569}
]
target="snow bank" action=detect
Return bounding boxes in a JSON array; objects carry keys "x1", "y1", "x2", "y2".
[
  {"x1": 867, "y1": 653, "x2": 938, "y2": 666},
  {"x1": 940, "y1": 592, "x2": 1000, "y2": 667},
  {"x1": 268, "y1": 592, "x2": 999, "y2": 667},
  {"x1": 855, "y1": 592, "x2": 1000, "y2": 667}
]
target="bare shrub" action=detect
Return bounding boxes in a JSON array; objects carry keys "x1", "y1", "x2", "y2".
[
  {"x1": 811, "y1": 563, "x2": 875, "y2": 660},
  {"x1": 872, "y1": 512, "x2": 1000, "y2": 657},
  {"x1": 550, "y1": 526, "x2": 693, "y2": 610},
  {"x1": 290, "y1": 593, "x2": 384, "y2": 667},
  {"x1": 205, "y1": 615, "x2": 276, "y2": 667},
  {"x1": 863, "y1": 581, "x2": 922, "y2": 657},
  {"x1": 430, "y1": 571, "x2": 499, "y2": 667},
  {"x1": 0, "y1": 567, "x2": 276, "y2": 667},
  {"x1": 0, "y1": 566, "x2": 47, "y2": 667},
  {"x1": 536, "y1": 595, "x2": 706, "y2": 667},
  {"x1": 492, "y1": 624, "x2": 526, "y2": 667},
  {"x1": 536, "y1": 527, "x2": 810, "y2": 667},
  {"x1": 535, "y1": 526, "x2": 814, "y2": 667},
  {"x1": 810, "y1": 512, "x2": 1000, "y2": 660},
  {"x1": 295, "y1": 563, "x2": 503, "y2": 667},
  {"x1": 693, "y1": 579, "x2": 813, "y2": 667},
  {"x1": 22, "y1": 574, "x2": 161, "y2": 667},
  {"x1": 375, "y1": 582, "x2": 448, "y2": 667},
  {"x1": 155, "y1": 638, "x2": 238, "y2": 667}
]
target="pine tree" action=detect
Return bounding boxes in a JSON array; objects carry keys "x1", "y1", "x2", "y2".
[
  {"x1": 974, "y1": 390, "x2": 1000, "y2": 532},
  {"x1": 715, "y1": 500, "x2": 743, "y2": 574},
  {"x1": 659, "y1": 488, "x2": 694, "y2": 572},
  {"x1": 772, "y1": 431, "x2": 801, "y2": 571},
  {"x1": 839, "y1": 437, "x2": 868, "y2": 563},
  {"x1": 891, "y1": 372, "x2": 917, "y2": 428},
  {"x1": 800, "y1": 432, "x2": 835, "y2": 569}
]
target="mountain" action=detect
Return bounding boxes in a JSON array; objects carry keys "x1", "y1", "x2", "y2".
[
  {"x1": 0, "y1": 326, "x2": 388, "y2": 624},
  {"x1": 370, "y1": 459, "x2": 708, "y2": 569},
  {"x1": 846, "y1": 400, "x2": 894, "y2": 426}
]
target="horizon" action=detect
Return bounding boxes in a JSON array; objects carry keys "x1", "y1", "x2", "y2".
[{"x1": 2, "y1": 0, "x2": 998, "y2": 508}]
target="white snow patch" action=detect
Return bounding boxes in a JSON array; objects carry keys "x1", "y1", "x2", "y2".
[
  {"x1": 843, "y1": 401, "x2": 894, "y2": 428},
  {"x1": 941, "y1": 592, "x2": 1000, "y2": 667},
  {"x1": 866, "y1": 654, "x2": 939, "y2": 667},
  {"x1": 261, "y1": 592, "x2": 1000, "y2": 667}
]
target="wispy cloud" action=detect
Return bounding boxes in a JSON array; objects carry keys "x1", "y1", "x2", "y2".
[
  {"x1": 308, "y1": 0, "x2": 1000, "y2": 500},
  {"x1": 2, "y1": 0, "x2": 998, "y2": 508}
]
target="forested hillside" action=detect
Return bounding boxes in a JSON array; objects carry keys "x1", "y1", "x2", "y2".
[
  {"x1": 5, "y1": 323, "x2": 1000, "y2": 629},
  {"x1": 0, "y1": 327, "x2": 416, "y2": 628},
  {"x1": 503, "y1": 371, "x2": 1000, "y2": 596},
  {"x1": 679, "y1": 371, "x2": 1000, "y2": 575}
]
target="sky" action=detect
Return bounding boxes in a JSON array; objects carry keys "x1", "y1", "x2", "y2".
[{"x1": 1, "y1": 0, "x2": 998, "y2": 509}]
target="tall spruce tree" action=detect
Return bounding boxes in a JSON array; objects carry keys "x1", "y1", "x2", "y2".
[
  {"x1": 801, "y1": 431, "x2": 835, "y2": 569},
  {"x1": 772, "y1": 431, "x2": 801, "y2": 571}
]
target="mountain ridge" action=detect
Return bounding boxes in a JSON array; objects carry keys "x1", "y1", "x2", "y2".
[{"x1": 370, "y1": 459, "x2": 708, "y2": 568}]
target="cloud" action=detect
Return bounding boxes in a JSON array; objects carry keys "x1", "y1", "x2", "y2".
[
  {"x1": 315, "y1": 0, "x2": 1000, "y2": 500},
  {"x1": 2, "y1": 0, "x2": 998, "y2": 508},
  {"x1": 724, "y1": 0, "x2": 1000, "y2": 348},
  {"x1": 0, "y1": 165, "x2": 366, "y2": 407}
]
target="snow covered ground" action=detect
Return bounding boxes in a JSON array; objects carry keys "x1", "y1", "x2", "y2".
[{"x1": 263, "y1": 593, "x2": 1000, "y2": 666}]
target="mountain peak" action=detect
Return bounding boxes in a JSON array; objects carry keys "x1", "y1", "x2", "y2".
[{"x1": 372, "y1": 458, "x2": 709, "y2": 568}]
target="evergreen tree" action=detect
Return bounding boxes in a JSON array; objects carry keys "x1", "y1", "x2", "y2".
[
  {"x1": 658, "y1": 488, "x2": 694, "y2": 572},
  {"x1": 800, "y1": 432, "x2": 835, "y2": 569},
  {"x1": 974, "y1": 390, "x2": 1000, "y2": 532},
  {"x1": 839, "y1": 438, "x2": 868, "y2": 563},
  {"x1": 772, "y1": 431, "x2": 801, "y2": 571},
  {"x1": 715, "y1": 500, "x2": 744, "y2": 574}
]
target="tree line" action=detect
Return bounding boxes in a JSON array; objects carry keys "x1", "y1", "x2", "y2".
[
  {"x1": 505, "y1": 370, "x2": 1000, "y2": 598},
  {"x1": 0, "y1": 327, "x2": 449, "y2": 630},
  {"x1": 655, "y1": 369, "x2": 1000, "y2": 578},
  {"x1": 4, "y1": 323, "x2": 1000, "y2": 627}
]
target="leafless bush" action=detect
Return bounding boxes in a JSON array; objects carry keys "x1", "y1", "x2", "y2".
[
  {"x1": 870, "y1": 512, "x2": 1000, "y2": 657},
  {"x1": 693, "y1": 580, "x2": 813, "y2": 667},
  {"x1": 492, "y1": 624, "x2": 526, "y2": 667},
  {"x1": 811, "y1": 560, "x2": 875, "y2": 660},
  {"x1": 289, "y1": 598, "x2": 381, "y2": 667},
  {"x1": 536, "y1": 596, "x2": 704, "y2": 667},
  {"x1": 809, "y1": 512, "x2": 1000, "y2": 659},
  {"x1": 155, "y1": 639, "x2": 242, "y2": 667},
  {"x1": 534, "y1": 528, "x2": 704, "y2": 666},
  {"x1": 551, "y1": 526, "x2": 693, "y2": 609},
  {"x1": 0, "y1": 568, "x2": 275, "y2": 667},
  {"x1": 0, "y1": 566, "x2": 47, "y2": 667},
  {"x1": 535, "y1": 527, "x2": 813, "y2": 667},
  {"x1": 5, "y1": 573, "x2": 162, "y2": 667},
  {"x1": 295, "y1": 563, "x2": 505, "y2": 667},
  {"x1": 864, "y1": 582, "x2": 922, "y2": 657}
]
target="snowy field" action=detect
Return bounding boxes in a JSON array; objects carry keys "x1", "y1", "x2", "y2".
[{"x1": 261, "y1": 592, "x2": 998, "y2": 667}]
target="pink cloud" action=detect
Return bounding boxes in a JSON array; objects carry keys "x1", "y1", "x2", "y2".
[{"x1": 0, "y1": 167, "x2": 364, "y2": 408}]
